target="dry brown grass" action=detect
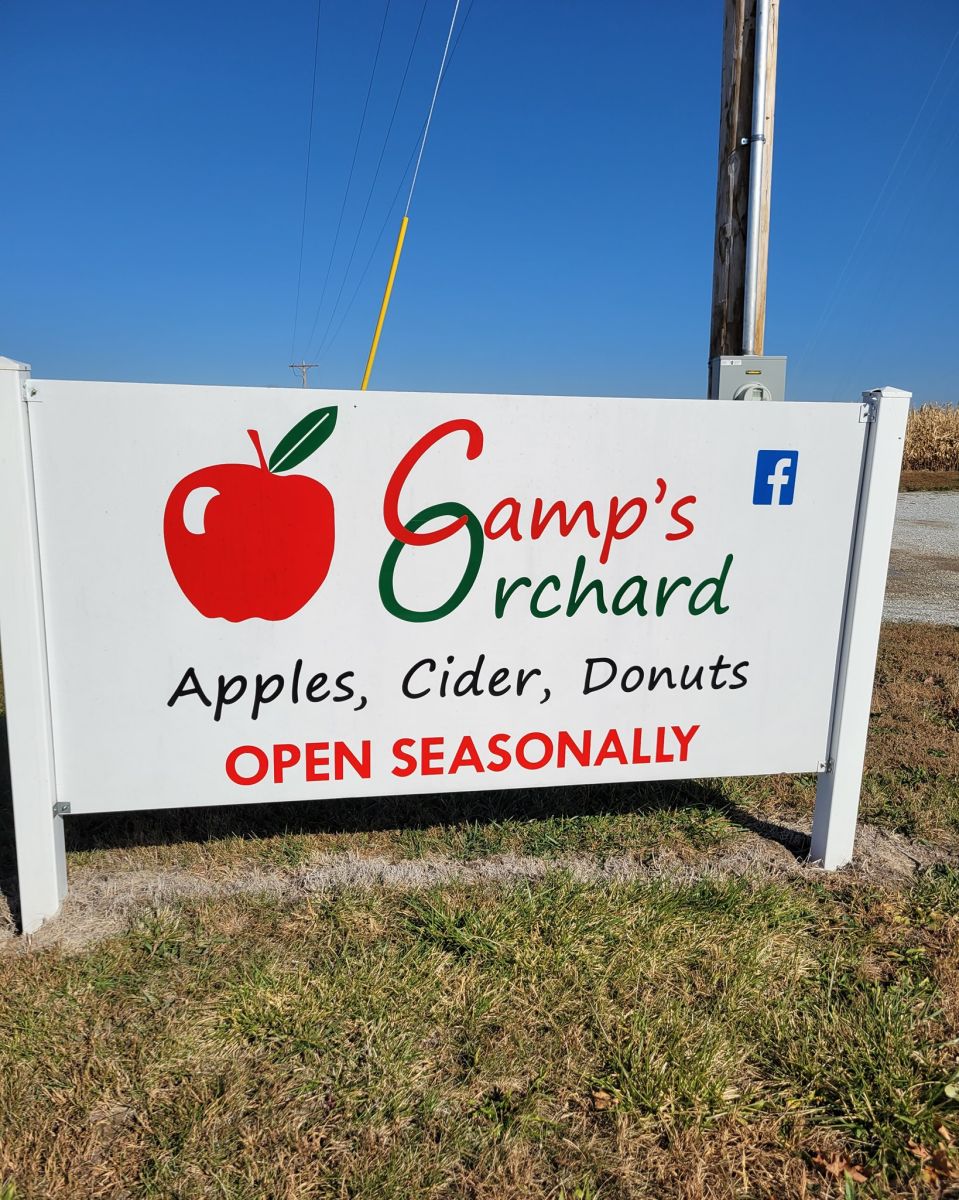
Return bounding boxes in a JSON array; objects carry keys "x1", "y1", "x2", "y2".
[
  {"x1": 3, "y1": 875, "x2": 959, "y2": 1198},
  {"x1": 727, "y1": 622, "x2": 959, "y2": 843},
  {"x1": 903, "y1": 405, "x2": 959, "y2": 472},
  {"x1": 10, "y1": 874, "x2": 959, "y2": 1197},
  {"x1": 856, "y1": 622, "x2": 959, "y2": 834}
]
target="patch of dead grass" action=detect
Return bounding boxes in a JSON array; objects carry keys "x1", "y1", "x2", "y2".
[
  {"x1": 862, "y1": 622, "x2": 959, "y2": 837},
  {"x1": 727, "y1": 623, "x2": 959, "y2": 845}
]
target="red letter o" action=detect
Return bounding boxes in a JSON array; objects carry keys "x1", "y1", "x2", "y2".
[
  {"x1": 226, "y1": 745, "x2": 268, "y2": 785},
  {"x1": 516, "y1": 733, "x2": 553, "y2": 770}
]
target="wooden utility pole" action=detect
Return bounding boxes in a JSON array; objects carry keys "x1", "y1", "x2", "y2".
[
  {"x1": 709, "y1": 0, "x2": 779, "y2": 361},
  {"x1": 289, "y1": 361, "x2": 318, "y2": 388}
]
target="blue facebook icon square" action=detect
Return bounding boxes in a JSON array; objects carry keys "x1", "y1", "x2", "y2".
[{"x1": 753, "y1": 450, "x2": 799, "y2": 505}]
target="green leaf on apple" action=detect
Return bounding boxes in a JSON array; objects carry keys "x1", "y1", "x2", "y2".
[{"x1": 269, "y1": 407, "x2": 338, "y2": 473}]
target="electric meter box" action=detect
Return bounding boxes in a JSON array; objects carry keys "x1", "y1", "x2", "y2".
[{"x1": 709, "y1": 354, "x2": 787, "y2": 402}]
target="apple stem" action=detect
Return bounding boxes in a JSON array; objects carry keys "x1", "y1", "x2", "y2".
[{"x1": 247, "y1": 429, "x2": 269, "y2": 471}]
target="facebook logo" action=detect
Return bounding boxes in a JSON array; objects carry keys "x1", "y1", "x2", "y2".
[{"x1": 753, "y1": 450, "x2": 798, "y2": 505}]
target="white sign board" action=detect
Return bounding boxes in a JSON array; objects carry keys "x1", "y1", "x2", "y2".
[{"x1": 0, "y1": 363, "x2": 910, "y2": 932}]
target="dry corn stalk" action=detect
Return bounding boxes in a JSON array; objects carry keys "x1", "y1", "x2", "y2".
[{"x1": 903, "y1": 404, "x2": 959, "y2": 471}]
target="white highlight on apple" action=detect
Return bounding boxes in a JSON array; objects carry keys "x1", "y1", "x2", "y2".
[{"x1": 182, "y1": 487, "x2": 219, "y2": 535}]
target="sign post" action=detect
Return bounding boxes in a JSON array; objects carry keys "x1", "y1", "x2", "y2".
[
  {"x1": 0, "y1": 371, "x2": 909, "y2": 933},
  {"x1": 810, "y1": 388, "x2": 912, "y2": 867},
  {"x1": 0, "y1": 358, "x2": 67, "y2": 933}
]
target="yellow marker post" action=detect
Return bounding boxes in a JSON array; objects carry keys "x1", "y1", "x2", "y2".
[{"x1": 360, "y1": 216, "x2": 409, "y2": 391}]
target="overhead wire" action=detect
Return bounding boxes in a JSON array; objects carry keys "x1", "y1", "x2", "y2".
[
  {"x1": 318, "y1": 0, "x2": 476, "y2": 363},
  {"x1": 309, "y1": 0, "x2": 430, "y2": 361},
  {"x1": 289, "y1": 0, "x2": 323, "y2": 361},
  {"x1": 300, "y1": 0, "x2": 394, "y2": 358},
  {"x1": 319, "y1": 146, "x2": 417, "y2": 360},
  {"x1": 404, "y1": 0, "x2": 461, "y2": 219},
  {"x1": 828, "y1": 68, "x2": 959, "y2": 401},
  {"x1": 359, "y1": 0, "x2": 462, "y2": 390},
  {"x1": 795, "y1": 22, "x2": 959, "y2": 376}
]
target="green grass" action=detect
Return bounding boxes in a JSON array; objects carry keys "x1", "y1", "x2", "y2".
[{"x1": 2, "y1": 872, "x2": 959, "y2": 1196}]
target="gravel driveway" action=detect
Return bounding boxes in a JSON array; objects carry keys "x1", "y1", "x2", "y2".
[{"x1": 884, "y1": 491, "x2": 959, "y2": 624}]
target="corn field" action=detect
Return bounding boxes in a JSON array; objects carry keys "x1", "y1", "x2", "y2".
[{"x1": 903, "y1": 404, "x2": 959, "y2": 471}]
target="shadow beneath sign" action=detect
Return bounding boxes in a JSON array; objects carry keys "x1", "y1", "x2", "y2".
[
  {"x1": 59, "y1": 792, "x2": 810, "y2": 861},
  {"x1": 0, "y1": 710, "x2": 811, "y2": 926}
]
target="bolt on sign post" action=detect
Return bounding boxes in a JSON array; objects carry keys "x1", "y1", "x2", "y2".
[{"x1": 0, "y1": 355, "x2": 908, "y2": 932}]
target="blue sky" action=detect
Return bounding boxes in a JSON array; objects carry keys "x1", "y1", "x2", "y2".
[{"x1": 2, "y1": 0, "x2": 957, "y2": 402}]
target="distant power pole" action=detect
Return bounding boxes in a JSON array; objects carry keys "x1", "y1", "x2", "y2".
[
  {"x1": 709, "y1": 0, "x2": 779, "y2": 362},
  {"x1": 289, "y1": 361, "x2": 318, "y2": 388}
]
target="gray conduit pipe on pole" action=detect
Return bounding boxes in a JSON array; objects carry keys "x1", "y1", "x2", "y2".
[{"x1": 742, "y1": 0, "x2": 770, "y2": 355}]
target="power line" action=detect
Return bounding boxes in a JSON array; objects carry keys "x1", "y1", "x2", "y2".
[
  {"x1": 404, "y1": 0, "x2": 461, "y2": 219},
  {"x1": 318, "y1": 0, "x2": 476, "y2": 362},
  {"x1": 828, "y1": 83, "x2": 959, "y2": 402},
  {"x1": 796, "y1": 22, "x2": 959, "y2": 375},
  {"x1": 301, "y1": 0, "x2": 394, "y2": 358},
  {"x1": 309, "y1": 0, "x2": 430, "y2": 361},
  {"x1": 289, "y1": 0, "x2": 323, "y2": 362},
  {"x1": 359, "y1": 0, "x2": 463, "y2": 390},
  {"x1": 318, "y1": 150, "x2": 417, "y2": 361}
]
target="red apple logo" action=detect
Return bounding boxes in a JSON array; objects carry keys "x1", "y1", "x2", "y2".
[{"x1": 164, "y1": 407, "x2": 337, "y2": 621}]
